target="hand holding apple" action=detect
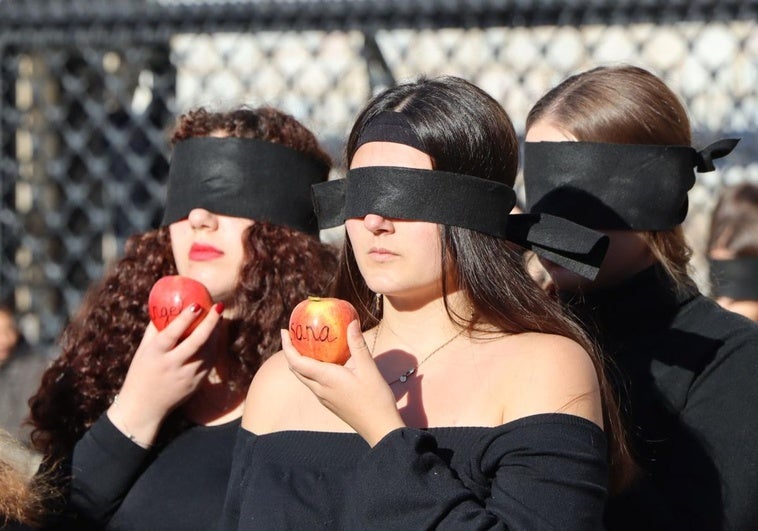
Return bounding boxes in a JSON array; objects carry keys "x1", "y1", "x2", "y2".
[
  {"x1": 116, "y1": 282, "x2": 222, "y2": 446},
  {"x1": 281, "y1": 320, "x2": 405, "y2": 447},
  {"x1": 148, "y1": 275, "x2": 213, "y2": 339},
  {"x1": 288, "y1": 296, "x2": 359, "y2": 365}
]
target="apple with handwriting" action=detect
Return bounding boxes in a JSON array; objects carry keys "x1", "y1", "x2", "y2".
[
  {"x1": 288, "y1": 296, "x2": 359, "y2": 365},
  {"x1": 148, "y1": 275, "x2": 212, "y2": 339}
]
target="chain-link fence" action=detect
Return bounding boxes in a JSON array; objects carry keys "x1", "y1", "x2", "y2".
[{"x1": 1, "y1": 0, "x2": 756, "y2": 352}]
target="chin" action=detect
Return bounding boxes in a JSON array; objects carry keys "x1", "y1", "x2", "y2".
[
  {"x1": 182, "y1": 268, "x2": 227, "y2": 295},
  {"x1": 540, "y1": 260, "x2": 591, "y2": 294}
]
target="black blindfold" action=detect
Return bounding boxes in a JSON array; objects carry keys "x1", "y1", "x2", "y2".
[
  {"x1": 162, "y1": 137, "x2": 328, "y2": 235},
  {"x1": 525, "y1": 139, "x2": 739, "y2": 230},
  {"x1": 313, "y1": 111, "x2": 610, "y2": 279},
  {"x1": 709, "y1": 256, "x2": 758, "y2": 300}
]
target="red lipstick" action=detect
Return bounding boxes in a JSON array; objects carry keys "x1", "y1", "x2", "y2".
[{"x1": 189, "y1": 243, "x2": 223, "y2": 261}]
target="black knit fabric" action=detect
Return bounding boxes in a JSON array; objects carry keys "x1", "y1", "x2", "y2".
[
  {"x1": 562, "y1": 266, "x2": 758, "y2": 530},
  {"x1": 220, "y1": 413, "x2": 609, "y2": 530},
  {"x1": 69, "y1": 414, "x2": 240, "y2": 531}
]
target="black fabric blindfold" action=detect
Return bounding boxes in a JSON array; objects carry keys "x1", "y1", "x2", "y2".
[
  {"x1": 354, "y1": 111, "x2": 426, "y2": 152},
  {"x1": 162, "y1": 137, "x2": 328, "y2": 235},
  {"x1": 525, "y1": 139, "x2": 739, "y2": 231},
  {"x1": 709, "y1": 256, "x2": 758, "y2": 300},
  {"x1": 315, "y1": 166, "x2": 514, "y2": 236},
  {"x1": 312, "y1": 166, "x2": 609, "y2": 279}
]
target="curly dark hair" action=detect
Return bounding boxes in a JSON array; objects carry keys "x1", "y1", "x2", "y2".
[{"x1": 28, "y1": 106, "x2": 338, "y2": 461}]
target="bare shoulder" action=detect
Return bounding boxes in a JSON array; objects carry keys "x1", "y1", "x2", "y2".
[
  {"x1": 496, "y1": 332, "x2": 604, "y2": 427},
  {"x1": 242, "y1": 349, "x2": 297, "y2": 432},
  {"x1": 508, "y1": 332, "x2": 595, "y2": 369}
]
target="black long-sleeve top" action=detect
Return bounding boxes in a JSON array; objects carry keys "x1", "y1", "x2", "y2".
[
  {"x1": 562, "y1": 265, "x2": 758, "y2": 531},
  {"x1": 220, "y1": 413, "x2": 609, "y2": 530},
  {"x1": 69, "y1": 414, "x2": 240, "y2": 530}
]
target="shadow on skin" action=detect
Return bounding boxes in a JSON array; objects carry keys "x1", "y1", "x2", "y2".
[{"x1": 374, "y1": 348, "x2": 430, "y2": 428}]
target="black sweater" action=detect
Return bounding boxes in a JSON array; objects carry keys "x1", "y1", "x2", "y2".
[
  {"x1": 69, "y1": 414, "x2": 240, "y2": 530},
  {"x1": 220, "y1": 413, "x2": 609, "y2": 530},
  {"x1": 563, "y1": 266, "x2": 758, "y2": 531}
]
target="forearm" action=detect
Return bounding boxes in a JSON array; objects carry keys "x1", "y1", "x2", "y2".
[
  {"x1": 344, "y1": 418, "x2": 607, "y2": 531},
  {"x1": 70, "y1": 413, "x2": 152, "y2": 525}
]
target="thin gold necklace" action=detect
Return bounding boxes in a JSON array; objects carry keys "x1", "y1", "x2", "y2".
[{"x1": 371, "y1": 320, "x2": 465, "y2": 385}]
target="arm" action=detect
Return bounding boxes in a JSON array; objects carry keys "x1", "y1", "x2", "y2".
[
  {"x1": 280, "y1": 320, "x2": 406, "y2": 446},
  {"x1": 69, "y1": 304, "x2": 222, "y2": 524},
  {"x1": 70, "y1": 414, "x2": 152, "y2": 525},
  {"x1": 284, "y1": 326, "x2": 608, "y2": 529},
  {"x1": 342, "y1": 334, "x2": 606, "y2": 530},
  {"x1": 342, "y1": 416, "x2": 608, "y2": 531},
  {"x1": 106, "y1": 302, "x2": 223, "y2": 448},
  {"x1": 680, "y1": 339, "x2": 758, "y2": 530}
]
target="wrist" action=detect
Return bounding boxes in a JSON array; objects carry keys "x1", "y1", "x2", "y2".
[
  {"x1": 107, "y1": 393, "x2": 160, "y2": 449},
  {"x1": 364, "y1": 417, "x2": 406, "y2": 448}
]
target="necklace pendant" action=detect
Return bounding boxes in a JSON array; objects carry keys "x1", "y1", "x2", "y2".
[{"x1": 398, "y1": 367, "x2": 416, "y2": 383}]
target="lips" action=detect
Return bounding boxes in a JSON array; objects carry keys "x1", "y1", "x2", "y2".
[
  {"x1": 368, "y1": 247, "x2": 398, "y2": 262},
  {"x1": 189, "y1": 243, "x2": 223, "y2": 261}
]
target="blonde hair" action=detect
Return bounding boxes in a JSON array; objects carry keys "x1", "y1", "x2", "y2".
[{"x1": 0, "y1": 430, "x2": 55, "y2": 527}]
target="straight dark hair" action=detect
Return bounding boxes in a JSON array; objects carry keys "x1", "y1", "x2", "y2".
[{"x1": 332, "y1": 75, "x2": 636, "y2": 493}]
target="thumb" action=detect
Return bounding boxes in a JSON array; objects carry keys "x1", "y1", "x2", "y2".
[{"x1": 346, "y1": 320, "x2": 370, "y2": 361}]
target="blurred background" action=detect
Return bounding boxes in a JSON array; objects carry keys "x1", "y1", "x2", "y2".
[{"x1": 0, "y1": 0, "x2": 756, "y2": 355}]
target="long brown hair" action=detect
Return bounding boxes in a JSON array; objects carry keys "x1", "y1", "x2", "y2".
[
  {"x1": 29, "y1": 106, "x2": 339, "y2": 461},
  {"x1": 526, "y1": 65, "x2": 696, "y2": 294},
  {"x1": 333, "y1": 75, "x2": 635, "y2": 492}
]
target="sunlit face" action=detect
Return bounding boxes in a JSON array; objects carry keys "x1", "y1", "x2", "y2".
[
  {"x1": 0, "y1": 310, "x2": 19, "y2": 363},
  {"x1": 346, "y1": 142, "x2": 446, "y2": 302},
  {"x1": 169, "y1": 210, "x2": 254, "y2": 304},
  {"x1": 525, "y1": 120, "x2": 655, "y2": 293}
]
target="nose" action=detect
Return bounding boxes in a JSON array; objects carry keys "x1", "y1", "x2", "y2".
[
  {"x1": 187, "y1": 208, "x2": 219, "y2": 231},
  {"x1": 363, "y1": 213, "x2": 394, "y2": 234}
]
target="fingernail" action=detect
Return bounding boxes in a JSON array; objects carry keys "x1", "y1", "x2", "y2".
[
  {"x1": 189, "y1": 303, "x2": 202, "y2": 313},
  {"x1": 214, "y1": 302, "x2": 225, "y2": 314}
]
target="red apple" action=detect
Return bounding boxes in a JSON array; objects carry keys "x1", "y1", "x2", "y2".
[
  {"x1": 148, "y1": 275, "x2": 213, "y2": 339},
  {"x1": 288, "y1": 296, "x2": 359, "y2": 365}
]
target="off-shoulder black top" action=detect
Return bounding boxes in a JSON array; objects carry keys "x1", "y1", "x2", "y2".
[{"x1": 220, "y1": 413, "x2": 608, "y2": 531}]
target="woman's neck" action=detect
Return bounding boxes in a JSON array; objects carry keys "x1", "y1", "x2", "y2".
[
  {"x1": 181, "y1": 319, "x2": 246, "y2": 426},
  {"x1": 183, "y1": 371, "x2": 246, "y2": 426},
  {"x1": 379, "y1": 291, "x2": 470, "y2": 351},
  {"x1": 184, "y1": 399, "x2": 244, "y2": 426}
]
